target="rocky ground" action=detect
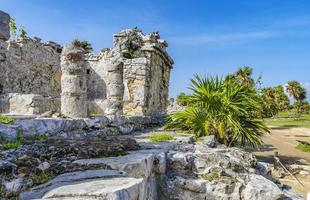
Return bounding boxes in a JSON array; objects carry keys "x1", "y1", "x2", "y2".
[{"x1": 0, "y1": 124, "x2": 305, "y2": 199}]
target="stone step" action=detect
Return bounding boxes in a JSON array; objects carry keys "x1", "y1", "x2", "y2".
[
  {"x1": 73, "y1": 149, "x2": 167, "y2": 178},
  {"x1": 36, "y1": 177, "x2": 144, "y2": 200},
  {"x1": 20, "y1": 169, "x2": 124, "y2": 200}
]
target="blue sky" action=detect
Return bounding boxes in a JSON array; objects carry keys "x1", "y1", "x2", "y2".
[{"x1": 1, "y1": 0, "x2": 310, "y2": 99}]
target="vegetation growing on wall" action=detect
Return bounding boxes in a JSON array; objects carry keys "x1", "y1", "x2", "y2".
[{"x1": 72, "y1": 39, "x2": 93, "y2": 53}]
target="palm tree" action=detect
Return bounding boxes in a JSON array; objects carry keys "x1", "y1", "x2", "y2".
[
  {"x1": 273, "y1": 85, "x2": 290, "y2": 110},
  {"x1": 167, "y1": 75, "x2": 269, "y2": 148},
  {"x1": 286, "y1": 81, "x2": 307, "y2": 113},
  {"x1": 234, "y1": 66, "x2": 255, "y2": 86}
]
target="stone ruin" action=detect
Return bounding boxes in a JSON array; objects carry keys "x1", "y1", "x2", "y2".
[{"x1": 0, "y1": 10, "x2": 173, "y2": 118}]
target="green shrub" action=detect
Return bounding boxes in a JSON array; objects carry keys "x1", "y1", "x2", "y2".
[
  {"x1": 0, "y1": 114, "x2": 15, "y2": 124},
  {"x1": 150, "y1": 132, "x2": 174, "y2": 142},
  {"x1": 295, "y1": 142, "x2": 310, "y2": 152},
  {"x1": 166, "y1": 74, "x2": 268, "y2": 148}
]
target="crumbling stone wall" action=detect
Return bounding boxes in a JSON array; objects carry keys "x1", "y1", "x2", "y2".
[
  {"x1": 0, "y1": 11, "x2": 62, "y2": 114},
  {"x1": 1, "y1": 10, "x2": 173, "y2": 117},
  {"x1": 87, "y1": 29, "x2": 173, "y2": 116}
]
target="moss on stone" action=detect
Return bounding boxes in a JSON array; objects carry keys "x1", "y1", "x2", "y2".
[
  {"x1": 0, "y1": 114, "x2": 15, "y2": 124},
  {"x1": 150, "y1": 132, "x2": 174, "y2": 142}
]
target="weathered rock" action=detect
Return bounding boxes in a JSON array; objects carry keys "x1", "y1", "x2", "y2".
[
  {"x1": 241, "y1": 174, "x2": 283, "y2": 200},
  {"x1": 0, "y1": 10, "x2": 10, "y2": 40},
  {"x1": 37, "y1": 161, "x2": 51, "y2": 171},
  {"x1": 20, "y1": 169, "x2": 124, "y2": 199},
  {"x1": 41, "y1": 177, "x2": 145, "y2": 200},
  {"x1": 3, "y1": 178, "x2": 32, "y2": 194},
  {"x1": 0, "y1": 123, "x2": 19, "y2": 141}
]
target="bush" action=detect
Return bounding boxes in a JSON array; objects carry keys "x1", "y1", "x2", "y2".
[
  {"x1": 150, "y1": 132, "x2": 174, "y2": 142},
  {"x1": 167, "y1": 75, "x2": 268, "y2": 148},
  {"x1": 71, "y1": 39, "x2": 93, "y2": 53},
  {"x1": 176, "y1": 92, "x2": 188, "y2": 106}
]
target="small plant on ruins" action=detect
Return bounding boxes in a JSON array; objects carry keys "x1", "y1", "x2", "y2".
[
  {"x1": 166, "y1": 74, "x2": 269, "y2": 148},
  {"x1": 89, "y1": 112, "x2": 102, "y2": 118},
  {"x1": 9, "y1": 18, "x2": 17, "y2": 38},
  {"x1": 18, "y1": 25, "x2": 27, "y2": 39},
  {"x1": 0, "y1": 114, "x2": 15, "y2": 124},
  {"x1": 150, "y1": 132, "x2": 174, "y2": 142},
  {"x1": 2, "y1": 140, "x2": 22, "y2": 150},
  {"x1": 31, "y1": 171, "x2": 55, "y2": 185},
  {"x1": 176, "y1": 92, "x2": 188, "y2": 106},
  {"x1": 0, "y1": 130, "x2": 23, "y2": 150},
  {"x1": 71, "y1": 39, "x2": 93, "y2": 53}
]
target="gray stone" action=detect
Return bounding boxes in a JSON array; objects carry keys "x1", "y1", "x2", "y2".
[
  {"x1": 0, "y1": 11, "x2": 10, "y2": 40},
  {"x1": 3, "y1": 178, "x2": 32, "y2": 194},
  {"x1": 42, "y1": 177, "x2": 144, "y2": 200},
  {"x1": 20, "y1": 169, "x2": 124, "y2": 200},
  {"x1": 0, "y1": 123, "x2": 18, "y2": 141},
  {"x1": 241, "y1": 174, "x2": 283, "y2": 200},
  {"x1": 37, "y1": 161, "x2": 50, "y2": 171},
  {"x1": 282, "y1": 189, "x2": 304, "y2": 200},
  {"x1": 255, "y1": 162, "x2": 272, "y2": 180}
]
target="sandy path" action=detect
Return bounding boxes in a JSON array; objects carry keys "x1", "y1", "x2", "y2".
[
  {"x1": 254, "y1": 126, "x2": 310, "y2": 164},
  {"x1": 252, "y1": 127, "x2": 310, "y2": 198}
]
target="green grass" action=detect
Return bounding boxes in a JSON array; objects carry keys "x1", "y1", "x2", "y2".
[
  {"x1": 0, "y1": 131, "x2": 47, "y2": 150},
  {"x1": 150, "y1": 132, "x2": 174, "y2": 142},
  {"x1": 0, "y1": 114, "x2": 15, "y2": 124},
  {"x1": 295, "y1": 142, "x2": 310, "y2": 152},
  {"x1": 2, "y1": 140, "x2": 22, "y2": 150},
  {"x1": 264, "y1": 110, "x2": 310, "y2": 128}
]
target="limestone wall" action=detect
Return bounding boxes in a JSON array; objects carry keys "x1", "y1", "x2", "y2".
[
  {"x1": 87, "y1": 29, "x2": 173, "y2": 116},
  {"x1": 0, "y1": 11, "x2": 62, "y2": 114},
  {"x1": 1, "y1": 10, "x2": 173, "y2": 117}
]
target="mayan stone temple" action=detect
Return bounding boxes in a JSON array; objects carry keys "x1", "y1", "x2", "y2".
[
  {"x1": 0, "y1": 10, "x2": 305, "y2": 200},
  {"x1": 0, "y1": 10, "x2": 173, "y2": 118}
]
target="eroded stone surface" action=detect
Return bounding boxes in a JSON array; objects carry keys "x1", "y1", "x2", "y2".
[{"x1": 0, "y1": 11, "x2": 10, "y2": 40}]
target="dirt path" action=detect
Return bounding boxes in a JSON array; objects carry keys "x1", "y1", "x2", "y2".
[
  {"x1": 252, "y1": 126, "x2": 310, "y2": 198},
  {"x1": 254, "y1": 126, "x2": 310, "y2": 164}
]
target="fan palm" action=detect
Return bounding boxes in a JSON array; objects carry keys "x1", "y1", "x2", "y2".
[
  {"x1": 167, "y1": 75, "x2": 268, "y2": 148},
  {"x1": 286, "y1": 81, "x2": 307, "y2": 113}
]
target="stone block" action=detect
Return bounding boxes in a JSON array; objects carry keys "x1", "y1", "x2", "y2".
[{"x1": 0, "y1": 11, "x2": 10, "y2": 41}]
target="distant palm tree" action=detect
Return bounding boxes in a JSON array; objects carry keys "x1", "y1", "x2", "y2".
[
  {"x1": 167, "y1": 75, "x2": 268, "y2": 148},
  {"x1": 286, "y1": 81, "x2": 307, "y2": 113},
  {"x1": 234, "y1": 66, "x2": 255, "y2": 86}
]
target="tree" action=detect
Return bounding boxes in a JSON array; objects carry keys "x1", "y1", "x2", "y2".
[
  {"x1": 176, "y1": 92, "x2": 187, "y2": 106},
  {"x1": 9, "y1": 18, "x2": 17, "y2": 38},
  {"x1": 286, "y1": 81, "x2": 307, "y2": 113},
  {"x1": 71, "y1": 39, "x2": 93, "y2": 53},
  {"x1": 273, "y1": 85, "x2": 290, "y2": 110},
  {"x1": 18, "y1": 26, "x2": 27, "y2": 39},
  {"x1": 167, "y1": 74, "x2": 268, "y2": 148},
  {"x1": 261, "y1": 87, "x2": 278, "y2": 117},
  {"x1": 233, "y1": 66, "x2": 255, "y2": 86}
]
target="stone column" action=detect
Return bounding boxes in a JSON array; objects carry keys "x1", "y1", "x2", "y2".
[
  {"x1": 105, "y1": 58, "x2": 124, "y2": 116},
  {"x1": 60, "y1": 45, "x2": 87, "y2": 118}
]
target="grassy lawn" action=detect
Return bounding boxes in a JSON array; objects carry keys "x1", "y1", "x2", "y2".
[{"x1": 264, "y1": 110, "x2": 310, "y2": 128}]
